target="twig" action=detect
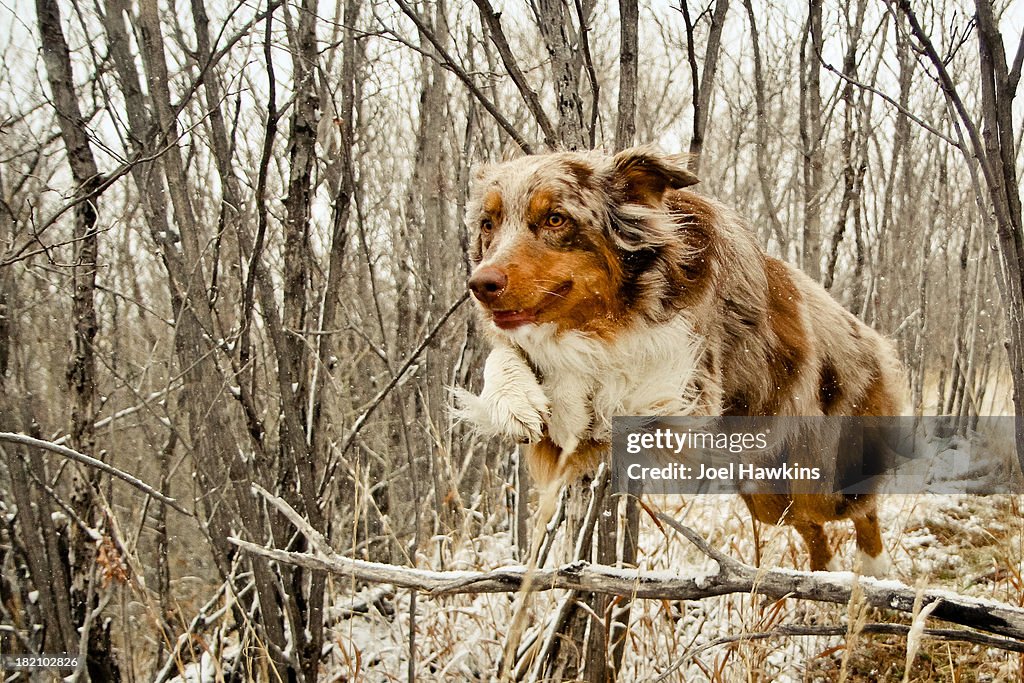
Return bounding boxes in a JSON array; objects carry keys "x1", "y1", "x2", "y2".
[
  {"x1": 536, "y1": 486, "x2": 567, "y2": 568},
  {"x1": 0, "y1": 116, "x2": 225, "y2": 268},
  {"x1": 888, "y1": 0, "x2": 996, "y2": 201},
  {"x1": 50, "y1": 385, "x2": 181, "y2": 447},
  {"x1": 334, "y1": 291, "x2": 469, "y2": 459},
  {"x1": 471, "y1": 0, "x2": 557, "y2": 148},
  {"x1": 815, "y1": 54, "x2": 961, "y2": 149},
  {"x1": 653, "y1": 509, "x2": 740, "y2": 571},
  {"x1": 0, "y1": 432, "x2": 188, "y2": 514}
]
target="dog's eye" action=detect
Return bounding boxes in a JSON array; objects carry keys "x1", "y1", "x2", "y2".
[
  {"x1": 480, "y1": 219, "x2": 494, "y2": 233},
  {"x1": 546, "y1": 213, "x2": 567, "y2": 229}
]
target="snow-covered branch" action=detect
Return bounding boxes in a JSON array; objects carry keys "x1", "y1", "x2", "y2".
[{"x1": 231, "y1": 488, "x2": 1024, "y2": 646}]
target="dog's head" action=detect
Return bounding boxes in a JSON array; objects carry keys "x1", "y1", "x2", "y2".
[{"x1": 465, "y1": 146, "x2": 705, "y2": 337}]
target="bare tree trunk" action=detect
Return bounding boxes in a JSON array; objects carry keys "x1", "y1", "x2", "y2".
[
  {"x1": 972, "y1": 0, "x2": 1024, "y2": 468},
  {"x1": 473, "y1": 0, "x2": 558, "y2": 149},
  {"x1": 824, "y1": 0, "x2": 866, "y2": 291},
  {"x1": 614, "y1": 0, "x2": 639, "y2": 151},
  {"x1": 280, "y1": 3, "x2": 329, "y2": 677},
  {"x1": 610, "y1": 487, "x2": 640, "y2": 672},
  {"x1": 799, "y1": 0, "x2": 824, "y2": 280},
  {"x1": 584, "y1": 488, "x2": 618, "y2": 683},
  {"x1": 895, "y1": 0, "x2": 1024, "y2": 470},
  {"x1": 154, "y1": 433, "x2": 175, "y2": 665},
  {"x1": 536, "y1": 0, "x2": 587, "y2": 149},
  {"x1": 106, "y1": 1, "x2": 294, "y2": 674},
  {"x1": 6, "y1": 443, "x2": 78, "y2": 657},
  {"x1": 35, "y1": 0, "x2": 117, "y2": 676},
  {"x1": 742, "y1": 0, "x2": 786, "y2": 246},
  {"x1": 535, "y1": 473, "x2": 607, "y2": 681},
  {"x1": 282, "y1": 0, "x2": 318, "y2": 432},
  {"x1": 310, "y1": 0, "x2": 360, "y2": 527},
  {"x1": 959, "y1": 248, "x2": 989, "y2": 430},
  {"x1": 0, "y1": 167, "x2": 10, "y2": 398},
  {"x1": 604, "y1": 0, "x2": 641, "y2": 643}
]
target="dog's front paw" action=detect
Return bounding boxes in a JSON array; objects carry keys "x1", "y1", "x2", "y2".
[
  {"x1": 544, "y1": 382, "x2": 591, "y2": 458},
  {"x1": 451, "y1": 386, "x2": 548, "y2": 443},
  {"x1": 450, "y1": 346, "x2": 550, "y2": 444}
]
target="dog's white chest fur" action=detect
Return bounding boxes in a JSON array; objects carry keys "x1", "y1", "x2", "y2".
[{"x1": 455, "y1": 316, "x2": 702, "y2": 458}]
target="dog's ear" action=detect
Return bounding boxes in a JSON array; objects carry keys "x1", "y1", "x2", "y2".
[
  {"x1": 604, "y1": 148, "x2": 699, "y2": 252},
  {"x1": 608, "y1": 147, "x2": 699, "y2": 206}
]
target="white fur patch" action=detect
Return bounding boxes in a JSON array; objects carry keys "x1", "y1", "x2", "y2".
[
  {"x1": 454, "y1": 303, "x2": 703, "y2": 472},
  {"x1": 857, "y1": 548, "x2": 890, "y2": 578}
]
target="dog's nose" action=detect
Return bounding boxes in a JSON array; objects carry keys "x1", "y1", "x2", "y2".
[{"x1": 468, "y1": 266, "x2": 508, "y2": 304}]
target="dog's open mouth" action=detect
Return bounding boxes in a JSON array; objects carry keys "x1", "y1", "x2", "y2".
[
  {"x1": 489, "y1": 281, "x2": 573, "y2": 330},
  {"x1": 491, "y1": 309, "x2": 537, "y2": 329}
]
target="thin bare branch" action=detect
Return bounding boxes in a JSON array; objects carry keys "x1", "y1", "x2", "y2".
[
  {"x1": 890, "y1": 1, "x2": 995, "y2": 197},
  {"x1": 471, "y1": 0, "x2": 557, "y2": 148},
  {"x1": 816, "y1": 52, "x2": 961, "y2": 149},
  {"x1": 334, "y1": 292, "x2": 469, "y2": 459},
  {"x1": 0, "y1": 432, "x2": 189, "y2": 514},
  {"x1": 51, "y1": 386, "x2": 181, "y2": 447},
  {"x1": 391, "y1": 0, "x2": 534, "y2": 153}
]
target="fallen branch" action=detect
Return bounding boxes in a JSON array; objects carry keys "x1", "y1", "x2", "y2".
[
  {"x1": 330, "y1": 585, "x2": 395, "y2": 620},
  {"x1": 230, "y1": 491, "x2": 1024, "y2": 645}
]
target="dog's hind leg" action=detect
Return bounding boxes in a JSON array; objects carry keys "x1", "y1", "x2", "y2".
[
  {"x1": 852, "y1": 507, "x2": 889, "y2": 577},
  {"x1": 794, "y1": 521, "x2": 836, "y2": 572}
]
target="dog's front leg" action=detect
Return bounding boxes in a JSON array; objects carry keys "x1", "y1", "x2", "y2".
[
  {"x1": 452, "y1": 344, "x2": 550, "y2": 443},
  {"x1": 544, "y1": 378, "x2": 592, "y2": 458}
]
